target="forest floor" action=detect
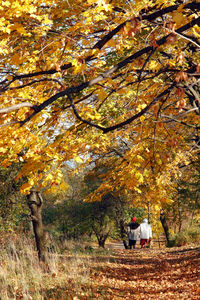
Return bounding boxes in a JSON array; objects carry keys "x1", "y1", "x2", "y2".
[
  {"x1": 2, "y1": 237, "x2": 199, "y2": 299},
  {"x1": 49, "y1": 243, "x2": 200, "y2": 299}
]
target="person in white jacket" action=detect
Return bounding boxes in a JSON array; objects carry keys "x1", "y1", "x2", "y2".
[{"x1": 140, "y1": 218, "x2": 152, "y2": 248}]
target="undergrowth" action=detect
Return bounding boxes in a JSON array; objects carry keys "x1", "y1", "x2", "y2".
[
  {"x1": 0, "y1": 233, "x2": 93, "y2": 299},
  {"x1": 169, "y1": 224, "x2": 200, "y2": 247}
]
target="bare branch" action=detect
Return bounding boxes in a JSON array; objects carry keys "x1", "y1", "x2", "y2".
[
  {"x1": 159, "y1": 114, "x2": 198, "y2": 128},
  {"x1": 8, "y1": 78, "x2": 65, "y2": 91},
  {"x1": 0, "y1": 103, "x2": 37, "y2": 114},
  {"x1": 0, "y1": 121, "x2": 20, "y2": 128},
  {"x1": 168, "y1": 30, "x2": 200, "y2": 49},
  {"x1": 185, "y1": 83, "x2": 200, "y2": 102}
]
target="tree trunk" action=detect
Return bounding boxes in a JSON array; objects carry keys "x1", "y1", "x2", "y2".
[
  {"x1": 160, "y1": 210, "x2": 170, "y2": 245},
  {"x1": 98, "y1": 236, "x2": 106, "y2": 248},
  {"x1": 119, "y1": 220, "x2": 128, "y2": 249},
  {"x1": 147, "y1": 201, "x2": 151, "y2": 223},
  {"x1": 92, "y1": 223, "x2": 110, "y2": 248},
  {"x1": 27, "y1": 190, "x2": 47, "y2": 262}
]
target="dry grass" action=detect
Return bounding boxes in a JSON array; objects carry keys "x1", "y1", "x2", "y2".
[{"x1": 0, "y1": 234, "x2": 91, "y2": 299}]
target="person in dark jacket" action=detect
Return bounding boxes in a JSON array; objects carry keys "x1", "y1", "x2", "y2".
[{"x1": 127, "y1": 217, "x2": 140, "y2": 249}]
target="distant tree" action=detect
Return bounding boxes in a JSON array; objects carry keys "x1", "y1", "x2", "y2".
[{"x1": 157, "y1": 157, "x2": 200, "y2": 246}]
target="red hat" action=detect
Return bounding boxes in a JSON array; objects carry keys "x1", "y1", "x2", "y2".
[{"x1": 132, "y1": 217, "x2": 136, "y2": 222}]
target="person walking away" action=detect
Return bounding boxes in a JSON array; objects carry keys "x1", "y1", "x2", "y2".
[
  {"x1": 140, "y1": 218, "x2": 152, "y2": 248},
  {"x1": 127, "y1": 217, "x2": 140, "y2": 249}
]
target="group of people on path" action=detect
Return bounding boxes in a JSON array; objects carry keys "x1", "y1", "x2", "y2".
[{"x1": 127, "y1": 217, "x2": 152, "y2": 249}]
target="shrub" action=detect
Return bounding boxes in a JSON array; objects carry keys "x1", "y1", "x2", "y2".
[
  {"x1": 171, "y1": 224, "x2": 200, "y2": 247},
  {"x1": 187, "y1": 225, "x2": 200, "y2": 242}
]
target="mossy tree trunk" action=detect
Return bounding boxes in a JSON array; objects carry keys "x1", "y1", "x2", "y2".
[{"x1": 27, "y1": 190, "x2": 47, "y2": 262}]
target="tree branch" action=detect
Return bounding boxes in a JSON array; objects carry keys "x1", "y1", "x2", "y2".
[
  {"x1": 66, "y1": 92, "x2": 106, "y2": 131},
  {"x1": 159, "y1": 113, "x2": 198, "y2": 128},
  {"x1": 8, "y1": 78, "x2": 64, "y2": 91},
  {"x1": 93, "y1": 2, "x2": 200, "y2": 50},
  {"x1": 102, "y1": 83, "x2": 175, "y2": 133},
  {"x1": 0, "y1": 121, "x2": 20, "y2": 128},
  {"x1": 0, "y1": 103, "x2": 37, "y2": 114},
  {"x1": 1, "y1": 2, "x2": 198, "y2": 88},
  {"x1": 13, "y1": 16, "x2": 200, "y2": 131}
]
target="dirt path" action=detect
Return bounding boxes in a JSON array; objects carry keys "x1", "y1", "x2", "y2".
[{"x1": 88, "y1": 246, "x2": 200, "y2": 299}]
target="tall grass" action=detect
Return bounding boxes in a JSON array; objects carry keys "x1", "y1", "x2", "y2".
[{"x1": 0, "y1": 233, "x2": 91, "y2": 299}]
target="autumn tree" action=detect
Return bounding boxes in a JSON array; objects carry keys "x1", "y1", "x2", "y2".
[
  {"x1": 0, "y1": 0, "x2": 200, "y2": 236},
  {"x1": 162, "y1": 159, "x2": 200, "y2": 234}
]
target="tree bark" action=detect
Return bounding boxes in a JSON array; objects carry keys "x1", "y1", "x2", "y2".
[
  {"x1": 119, "y1": 220, "x2": 128, "y2": 249},
  {"x1": 160, "y1": 210, "x2": 170, "y2": 245},
  {"x1": 147, "y1": 201, "x2": 151, "y2": 224},
  {"x1": 98, "y1": 235, "x2": 106, "y2": 248},
  {"x1": 27, "y1": 190, "x2": 47, "y2": 262}
]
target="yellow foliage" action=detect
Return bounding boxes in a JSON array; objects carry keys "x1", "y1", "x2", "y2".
[
  {"x1": 74, "y1": 156, "x2": 83, "y2": 163},
  {"x1": 172, "y1": 12, "x2": 186, "y2": 28},
  {"x1": 0, "y1": 0, "x2": 198, "y2": 205}
]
